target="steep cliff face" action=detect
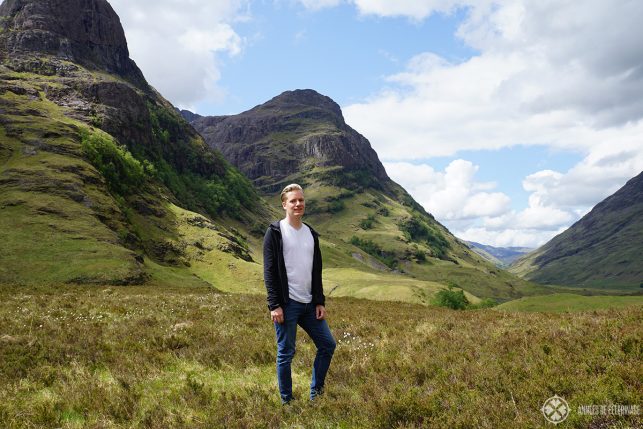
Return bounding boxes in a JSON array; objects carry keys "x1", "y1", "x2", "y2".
[
  {"x1": 188, "y1": 89, "x2": 390, "y2": 193},
  {"x1": 0, "y1": 0, "x2": 267, "y2": 285},
  {"x1": 0, "y1": 0, "x2": 145, "y2": 85}
]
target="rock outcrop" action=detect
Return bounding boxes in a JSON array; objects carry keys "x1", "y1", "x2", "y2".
[
  {"x1": 186, "y1": 89, "x2": 390, "y2": 192},
  {"x1": 0, "y1": 0, "x2": 266, "y2": 285},
  {"x1": 0, "y1": 0, "x2": 145, "y2": 85}
]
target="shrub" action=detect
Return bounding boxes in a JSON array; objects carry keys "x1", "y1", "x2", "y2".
[
  {"x1": 377, "y1": 207, "x2": 390, "y2": 217},
  {"x1": 433, "y1": 286, "x2": 469, "y2": 310},
  {"x1": 327, "y1": 200, "x2": 345, "y2": 213},
  {"x1": 81, "y1": 129, "x2": 147, "y2": 195},
  {"x1": 399, "y1": 215, "x2": 450, "y2": 259},
  {"x1": 350, "y1": 236, "x2": 397, "y2": 269},
  {"x1": 471, "y1": 298, "x2": 497, "y2": 309},
  {"x1": 414, "y1": 249, "x2": 427, "y2": 262},
  {"x1": 359, "y1": 214, "x2": 376, "y2": 230}
]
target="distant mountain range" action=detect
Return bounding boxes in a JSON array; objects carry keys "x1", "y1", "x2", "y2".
[
  {"x1": 510, "y1": 171, "x2": 643, "y2": 289},
  {"x1": 465, "y1": 242, "x2": 533, "y2": 268}
]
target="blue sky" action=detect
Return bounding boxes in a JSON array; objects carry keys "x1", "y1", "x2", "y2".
[
  {"x1": 109, "y1": 0, "x2": 643, "y2": 248},
  {"x1": 202, "y1": 2, "x2": 477, "y2": 114}
]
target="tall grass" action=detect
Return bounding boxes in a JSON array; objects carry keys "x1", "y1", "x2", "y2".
[{"x1": 0, "y1": 284, "x2": 640, "y2": 428}]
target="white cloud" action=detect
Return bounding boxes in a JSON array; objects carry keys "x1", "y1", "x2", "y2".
[
  {"x1": 456, "y1": 226, "x2": 567, "y2": 248},
  {"x1": 109, "y1": 0, "x2": 248, "y2": 108},
  {"x1": 385, "y1": 159, "x2": 511, "y2": 221},
  {"x1": 351, "y1": 0, "x2": 460, "y2": 20},
  {"x1": 384, "y1": 158, "x2": 583, "y2": 247},
  {"x1": 344, "y1": 0, "x2": 643, "y2": 247},
  {"x1": 296, "y1": 0, "x2": 343, "y2": 11}
]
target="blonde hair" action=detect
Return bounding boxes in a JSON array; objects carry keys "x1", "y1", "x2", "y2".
[{"x1": 280, "y1": 183, "x2": 303, "y2": 202}]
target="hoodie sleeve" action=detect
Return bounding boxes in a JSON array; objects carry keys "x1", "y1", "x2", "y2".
[
  {"x1": 263, "y1": 227, "x2": 281, "y2": 310},
  {"x1": 312, "y1": 233, "x2": 326, "y2": 307}
]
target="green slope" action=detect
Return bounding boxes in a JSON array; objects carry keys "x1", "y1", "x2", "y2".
[
  {"x1": 188, "y1": 90, "x2": 555, "y2": 302},
  {"x1": 510, "y1": 171, "x2": 643, "y2": 289},
  {"x1": 0, "y1": 0, "x2": 278, "y2": 286},
  {"x1": 496, "y1": 293, "x2": 643, "y2": 312},
  {"x1": 0, "y1": 35, "x2": 269, "y2": 286},
  {"x1": 259, "y1": 172, "x2": 549, "y2": 302}
]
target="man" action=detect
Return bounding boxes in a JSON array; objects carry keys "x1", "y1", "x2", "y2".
[{"x1": 263, "y1": 183, "x2": 336, "y2": 404}]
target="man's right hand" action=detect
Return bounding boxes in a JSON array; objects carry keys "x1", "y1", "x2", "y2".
[{"x1": 270, "y1": 307, "x2": 284, "y2": 324}]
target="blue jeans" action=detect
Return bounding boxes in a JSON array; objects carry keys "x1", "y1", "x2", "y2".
[{"x1": 274, "y1": 300, "x2": 336, "y2": 403}]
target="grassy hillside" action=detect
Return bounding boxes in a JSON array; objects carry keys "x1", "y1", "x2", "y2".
[
  {"x1": 496, "y1": 293, "x2": 643, "y2": 312},
  {"x1": 275, "y1": 183, "x2": 553, "y2": 302},
  {"x1": 0, "y1": 61, "x2": 271, "y2": 287},
  {"x1": 510, "y1": 172, "x2": 643, "y2": 289},
  {"x1": 189, "y1": 90, "x2": 553, "y2": 302},
  {"x1": 0, "y1": 52, "x2": 546, "y2": 305},
  {"x1": 0, "y1": 284, "x2": 640, "y2": 428}
]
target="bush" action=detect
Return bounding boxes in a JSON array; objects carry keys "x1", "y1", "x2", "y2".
[
  {"x1": 377, "y1": 207, "x2": 390, "y2": 217},
  {"x1": 81, "y1": 129, "x2": 147, "y2": 195},
  {"x1": 359, "y1": 214, "x2": 376, "y2": 230},
  {"x1": 350, "y1": 236, "x2": 397, "y2": 269},
  {"x1": 399, "y1": 215, "x2": 450, "y2": 259},
  {"x1": 433, "y1": 286, "x2": 469, "y2": 310},
  {"x1": 414, "y1": 249, "x2": 427, "y2": 262},
  {"x1": 472, "y1": 298, "x2": 497, "y2": 309},
  {"x1": 327, "y1": 200, "x2": 345, "y2": 213}
]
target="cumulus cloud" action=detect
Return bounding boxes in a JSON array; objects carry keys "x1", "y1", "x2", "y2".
[
  {"x1": 296, "y1": 0, "x2": 344, "y2": 11},
  {"x1": 343, "y1": 0, "x2": 643, "y2": 247},
  {"x1": 385, "y1": 160, "x2": 511, "y2": 221},
  {"x1": 384, "y1": 158, "x2": 587, "y2": 247},
  {"x1": 109, "y1": 0, "x2": 248, "y2": 108},
  {"x1": 351, "y1": 0, "x2": 459, "y2": 19},
  {"x1": 456, "y1": 226, "x2": 568, "y2": 248}
]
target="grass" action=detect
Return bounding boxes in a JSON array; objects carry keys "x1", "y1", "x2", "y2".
[
  {"x1": 496, "y1": 293, "x2": 643, "y2": 312},
  {"x1": 324, "y1": 267, "x2": 481, "y2": 306},
  {"x1": 0, "y1": 87, "x2": 145, "y2": 284},
  {"x1": 0, "y1": 67, "x2": 268, "y2": 287},
  {"x1": 0, "y1": 284, "x2": 640, "y2": 428}
]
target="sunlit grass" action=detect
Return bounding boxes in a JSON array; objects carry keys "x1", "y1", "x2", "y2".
[
  {"x1": 496, "y1": 293, "x2": 643, "y2": 312},
  {"x1": 0, "y1": 284, "x2": 640, "y2": 428}
]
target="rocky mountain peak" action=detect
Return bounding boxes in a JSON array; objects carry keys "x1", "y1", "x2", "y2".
[
  {"x1": 187, "y1": 89, "x2": 391, "y2": 192},
  {"x1": 259, "y1": 89, "x2": 344, "y2": 120},
  {"x1": 0, "y1": 0, "x2": 144, "y2": 84}
]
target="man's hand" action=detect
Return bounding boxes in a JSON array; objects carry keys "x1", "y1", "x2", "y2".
[
  {"x1": 271, "y1": 307, "x2": 284, "y2": 324},
  {"x1": 316, "y1": 305, "x2": 326, "y2": 320}
]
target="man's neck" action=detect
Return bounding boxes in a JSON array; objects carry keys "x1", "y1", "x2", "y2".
[{"x1": 285, "y1": 216, "x2": 303, "y2": 230}]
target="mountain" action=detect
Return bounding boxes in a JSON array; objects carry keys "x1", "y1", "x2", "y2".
[
  {"x1": 186, "y1": 89, "x2": 390, "y2": 194},
  {"x1": 466, "y1": 241, "x2": 533, "y2": 268},
  {"x1": 0, "y1": 0, "x2": 545, "y2": 302},
  {"x1": 510, "y1": 171, "x2": 643, "y2": 289},
  {"x1": 0, "y1": 0, "x2": 269, "y2": 286},
  {"x1": 183, "y1": 91, "x2": 546, "y2": 301}
]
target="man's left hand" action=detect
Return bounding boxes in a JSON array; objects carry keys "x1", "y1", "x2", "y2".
[{"x1": 316, "y1": 305, "x2": 326, "y2": 320}]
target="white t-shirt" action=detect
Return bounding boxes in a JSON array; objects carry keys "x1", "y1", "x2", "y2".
[{"x1": 280, "y1": 218, "x2": 314, "y2": 304}]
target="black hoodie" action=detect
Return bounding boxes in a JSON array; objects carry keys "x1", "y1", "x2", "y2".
[{"x1": 263, "y1": 220, "x2": 325, "y2": 311}]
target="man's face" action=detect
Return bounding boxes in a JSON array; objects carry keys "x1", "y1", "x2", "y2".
[{"x1": 282, "y1": 190, "x2": 305, "y2": 219}]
